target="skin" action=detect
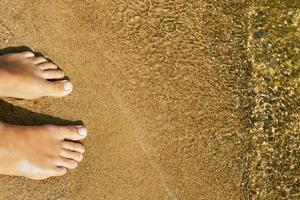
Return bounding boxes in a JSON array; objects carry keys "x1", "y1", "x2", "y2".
[
  {"x1": 0, "y1": 51, "x2": 73, "y2": 99},
  {"x1": 0, "y1": 51, "x2": 86, "y2": 180}
]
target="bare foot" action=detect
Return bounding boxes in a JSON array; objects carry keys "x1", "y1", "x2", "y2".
[
  {"x1": 0, "y1": 51, "x2": 73, "y2": 99},
  {"x1": 0, "y1": 122, "x2": 87, "y2": 180}
]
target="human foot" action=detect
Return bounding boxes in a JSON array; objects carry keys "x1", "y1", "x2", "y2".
[
  {"x1": 0, "y1": 122, "x2": 87, "y2": 180},
  {"x1": 0, "y1": 51, "x2": 73, "y2": 99}
]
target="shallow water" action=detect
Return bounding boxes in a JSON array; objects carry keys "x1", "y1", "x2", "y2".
[{"x1": 244, "y1": 0, "x2": 300, "y2": 199}]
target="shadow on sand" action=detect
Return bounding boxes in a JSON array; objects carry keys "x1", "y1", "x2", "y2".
[
  {"x1": 0, "y1": 100, "x2": 82, "y2": 126},
  {"x1": 0, "y1": 45, "x2": 44, "y2": 57}
]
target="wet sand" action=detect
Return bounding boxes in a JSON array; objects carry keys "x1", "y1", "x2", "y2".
[{"x1": 0, "y1": 0, "x2": 299, "y2": 199}]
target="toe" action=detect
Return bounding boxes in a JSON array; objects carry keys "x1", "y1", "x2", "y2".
[
  {"x1": 29, "y1": 56, "x2": 48, "y2": 64},
  {"x1": 45, "y1": 80, "x2": 73, "y2": 97},
  {"x1": 58, "y1": 125, "x2": 87, "y2": 141},
  {"x1": 61, "y1": 141, "x2": 85, "y2": 153},
  {"x1": 42, "y1": 69, "x2": 65, "y2": 79},
  {"x1": 52, "y1": 167, "x2": 67, "y2": 177},
  {"x1": 17, "y1": 51, "x2": 35, "y2": 58},
  {"x1": 38, "y1": 62, "x2": 58, "y2": 70},
  {"x1": 60, "y1": 149, "x2": 84, "y2": 162},
  {"x1": 55, "y1": 157, "x2": 78, "y2": 169}
]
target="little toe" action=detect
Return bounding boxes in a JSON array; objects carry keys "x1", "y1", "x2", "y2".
[
  {"x1": 61, "y1": 141, "x2": 85, "y2": 153},
  {"x1": 38, "y1": 62, "x2": 58, "y2": 70},
  {"x1": 29, "y1": 56, "x2": 48, "y2": 64},
  {"x1": 42, "y1": 69, "x2": 65, "y2": 79},
  {"x1": 60, "y1": 149, "x2": 83, "y2": 162},
  {"x1": 56, "y1": 157, "x2": 78, "y2": 169},
  {"x1": 59, "y1": 126, "x2": 87, "y2": 141},
  {"x1": 52, "y1": 167, "x2": 67, "y2": 177},
  {"x1": 45, "y1": 80, "x2": 73, "y2": 97}
]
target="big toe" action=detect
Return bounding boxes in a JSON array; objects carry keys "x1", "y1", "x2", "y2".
[
  {"x1": 45, "y1": 80, "x2": 73, "y2": 97},
  {"x1": 58, "y1": 125, "x2": 87, "y2": 141}
]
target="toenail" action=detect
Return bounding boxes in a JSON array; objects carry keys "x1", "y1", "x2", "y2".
[
  {"x1": 64, "y1": 82, "x2": 73, "y2": 91},
  {"x1": 79, "y1": 154, "x2": 83, "y2": 160},
  {"x1": 78, "y1": 127, "x2": 87, "y2": 137}
]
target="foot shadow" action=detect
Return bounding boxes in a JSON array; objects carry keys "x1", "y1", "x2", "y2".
[
  {"x1": 0, "y1": 45, "x2": 51, "y2": 59},
  {"x1": 0, "y1": 46, "x2": 32, "y2": 56},
  {"x1": 0, "y1": 100, "x2": 82, "y2": 126}
]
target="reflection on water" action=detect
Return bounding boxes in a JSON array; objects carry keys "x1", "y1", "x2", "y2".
[{"x1": 245, "y1": 1, "x2": 300, "y2": 199}]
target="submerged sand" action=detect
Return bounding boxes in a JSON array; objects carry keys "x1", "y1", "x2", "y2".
[{"x1": 0, "y1": 0, "x2": 299, "y2": 199}]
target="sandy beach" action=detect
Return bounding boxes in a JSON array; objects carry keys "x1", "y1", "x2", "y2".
[{"x1": 0, "y1": 0, "x2": 299, "y2": 199}]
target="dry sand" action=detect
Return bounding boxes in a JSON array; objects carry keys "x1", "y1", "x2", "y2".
[{"x1": 0, "y1": 0, "x2": 299, "y2": 200}]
